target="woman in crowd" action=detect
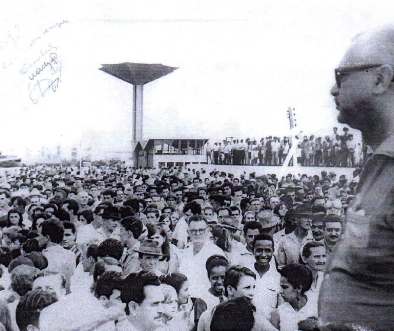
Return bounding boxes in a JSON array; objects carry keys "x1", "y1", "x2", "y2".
[
  {"x1": 76, "y1": 210, "x2": 95, "y2": 227},
  {"x1": 75, "y1": 210, "x2": 99, "y2": 245},
  {"x1": 157, "y1": 214, "x2": 174, "y2": 241},
  {"x1": 160, "y1": 273, "x2": 190, "y2": 310},
  {"x1": 198, "y1": 255, "x2": 228, "y2": 311},
  {"x1": 273, "y1": 202, "x2": 288, "y2": 220},
  {"x1": 170, "y1": 210, "x2": 181, "y2": 229},
  {"x1": 161, "y1": 272, "x2": 207, "y2": 331},
  {"x1": 30, "y1": 213, "x2": 50, "y2": 232},
  {"x1": 6, "y1": 210, "x2": 24, "y2": 229},
  {"x1": 26, "y1": 204, "x2": 39, "y2": 228},
  {"x1": 273, "y1": 202, "x2": 288, "y2": 230}
]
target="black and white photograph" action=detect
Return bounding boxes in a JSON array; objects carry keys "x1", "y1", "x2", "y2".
[{"x1": 0, "y1": 1, "x2": 394, "y2": 330}]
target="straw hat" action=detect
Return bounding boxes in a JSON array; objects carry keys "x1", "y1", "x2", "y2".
[{"x1": 133, "y1": 239, "x2": 162, "y2": 256}]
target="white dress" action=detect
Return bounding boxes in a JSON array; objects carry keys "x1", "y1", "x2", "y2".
[{"x1": 277, "y1": 299, "x2": 317, "y2": 331}]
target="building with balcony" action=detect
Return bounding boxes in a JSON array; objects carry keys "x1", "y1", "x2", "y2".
[{"x1": 133, "y1": 138, "x2": 208, "y2": 168}]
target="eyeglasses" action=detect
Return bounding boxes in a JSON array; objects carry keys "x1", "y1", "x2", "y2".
[
  {"x1": 335, "y1": 64, "x2": 384, "y2": 87},
  {"x1": 190, "y1": 228, "x2": 207, "y2": 235}
]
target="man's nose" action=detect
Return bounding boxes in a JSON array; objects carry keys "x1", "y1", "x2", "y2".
[
  {"x1": 157, "y1": 303, "x2": 165, "y2": 313},
  {"x1": 331, "y1": 84, "x2": 339, "y2": 96}
]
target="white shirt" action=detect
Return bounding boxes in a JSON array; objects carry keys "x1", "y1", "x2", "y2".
[
  {"x1": 198, "y1": 290, "x2": 222, "y2": 312},
  {"x1": 273, "y1": 228, "x2": 286, "y2": 255},
  {"x1": 70, "y1": 263, "x2": 93, "y2": 294},
  {"x1": 93, "y1": 225, "x2": 121, "y2": 244},
  {"x1": 225, "y1": 241, "x2": 251, "y2": 267},
  {"x1": 172, "y1": 217, "x2": 189, "y2": 249},
  {"x1": 236, "y1": 246, "x2": 256, "y2": 271},
  {"x1": 179, "y1": 241, "x2": 225, "y2": 299},
  {"x1": 43, "y1": 243, "x2": 76, "y2": 286},
  {"x1": 197, "y1": 306, "x2": 215, "y2": 331},
  {"x1": 116, "y1": 319, "x2": 137, "y2": 331},
  {"x1": 252, "y1": 261, "x2": 281, "y2": 318},
  {"x1": 304, "y1": 270, "x2": 324, "y2": 314},
  {"x1": 276, "y1": 230, "x2": 314, "y2": 268},
  {"x1": 39, "y1": 292, "x2": 117, "y2": 331},
  {"x1": 76, "y1": 223, "x2": 100, "y2": 245},
  {"x1": 277, "y1": 299, "x2": 317, "y2": 331}
]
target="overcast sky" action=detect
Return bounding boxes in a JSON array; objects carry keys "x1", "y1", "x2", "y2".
[{"x1": 2, "y1": 0, "x2": 394, "y2": 159}]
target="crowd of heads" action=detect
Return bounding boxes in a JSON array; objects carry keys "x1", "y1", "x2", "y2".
[
  {"x1": 0, "y1": 163, "x2": 353, "y2": 331},
  {"x1": 208, "y1": 126, "x2": 365, "y2": 168}
]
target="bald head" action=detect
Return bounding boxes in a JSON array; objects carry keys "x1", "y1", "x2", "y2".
[
  {"x1": 343, "y1": 27, "x2": 394, "y2": 67},
  {"x1": 332, "y1": 26, "x2": 394, "y2": 143}
]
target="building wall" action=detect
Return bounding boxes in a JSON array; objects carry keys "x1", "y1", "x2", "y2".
[{"x1": 153, "y1": 154, "x2": 207, "y2": 168}]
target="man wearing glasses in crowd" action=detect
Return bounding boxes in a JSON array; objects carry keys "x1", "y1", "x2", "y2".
[
  {"x1": 179, "y1": 215, "x2": 225, "y2": 299},
  {"x1": 319, "y1": 27, "x2": 394, "y2": 330}
]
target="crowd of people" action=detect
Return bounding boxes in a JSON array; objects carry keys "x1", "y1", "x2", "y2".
[
  {"x1": 0, "y1": 163, "x2": 355, "y2": 330},
  {"x1": 208, "y1": 126, "x2": 365, "y2": 168}
]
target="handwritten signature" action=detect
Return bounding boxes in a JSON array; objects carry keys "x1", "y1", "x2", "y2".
[
  {"x1": 28, "y1": 53, "x2": 58, "y2": 80},
  {"x1": 20, "y1": 44, "x2": 58, "y2": 75},
  {"x1": 29, "y1": 67, "x2": 62, "y2": 104}
]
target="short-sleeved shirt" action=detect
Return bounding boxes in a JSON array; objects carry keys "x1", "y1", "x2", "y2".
[
  {"x1": 276, "y1": 231, "x2": 313, "y2": 268},
  {"x1": 252, "y1": 261, "x2": 281, "y2": 317},
  {"x1": 319, "y1": 135, "x2": 394, "y2": 330}
]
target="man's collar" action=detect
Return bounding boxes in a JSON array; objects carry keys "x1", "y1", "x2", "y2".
[
  {"x1": 288, "y1": 229, "x2": 313, "y2": 241},
  {"x1": 239, "y1": 244, "x2": 253, "y2": 255},
  {"x1": 325, "y1": 240, "x2": 336, "y2": 252},
  {"x1": 67, "y1": 243, "x2": 77, "y2": 250},
  {"x1": 45, "y1": 242, "x2": 60, "y2": 249},
  {"x1": 374, "y1": 134, "x2": 394, "y2": 158}
]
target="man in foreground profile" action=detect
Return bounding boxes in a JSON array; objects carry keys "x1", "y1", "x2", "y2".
[{"x1": 319, "y1": 26, "x2": 394, "y2": 330}]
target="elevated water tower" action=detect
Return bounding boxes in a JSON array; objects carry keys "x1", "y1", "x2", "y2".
[{"x1": 100, "y1": 62, "x2": 177, "y2": 165}]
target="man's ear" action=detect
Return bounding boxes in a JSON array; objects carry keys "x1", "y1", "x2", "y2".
[
  {"x1": 227, "y1": 285, "x2": 235, "y2": 297},
  {"x1": 300, "y1": 255, "x2": 308, "y2": 264},
  {"x1": 99, "y1": 295, "x2": 109, "y2": 306},
  {"x1": 374, "y1": 64, "x2": 394, "y2": 94},
  {"x1": 128, "y1": 301, "x2": 139, "y2": 316},
  {"x1": 128, "y1": 230, "x2": 136, "y2": 241}
]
